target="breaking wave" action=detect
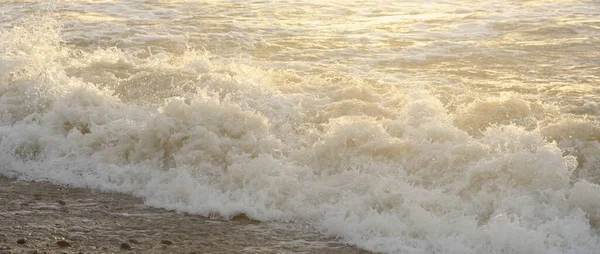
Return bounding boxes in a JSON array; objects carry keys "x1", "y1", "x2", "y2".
[{"x1": 1, "y1": 15, "x2": 600, "y2": 254}]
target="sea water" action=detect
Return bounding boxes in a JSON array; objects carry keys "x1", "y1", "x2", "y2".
[{"x1": 1, "y1": 1, "x2": 599, "y2": 253}]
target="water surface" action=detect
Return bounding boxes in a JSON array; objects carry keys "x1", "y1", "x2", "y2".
[{"x1": 1, "y1": 1, "x2": 600, "y2": 253}]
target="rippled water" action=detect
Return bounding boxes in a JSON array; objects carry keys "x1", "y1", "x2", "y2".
[{"x1": 1, "y1": 1, "x2": 600, "y2": 253}]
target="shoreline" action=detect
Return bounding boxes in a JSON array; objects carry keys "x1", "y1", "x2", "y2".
[{"x1": 0, "y1": 176, "x2": 372, "y2": 254}]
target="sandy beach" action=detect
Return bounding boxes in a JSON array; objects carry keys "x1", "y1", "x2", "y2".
[{"x1": 0, "y1": 176, "x2": 371, "y2": 254}]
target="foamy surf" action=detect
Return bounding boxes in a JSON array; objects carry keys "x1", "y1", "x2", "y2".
[{"x1": 2, "y1": 2, "x2": 600, "y2": 253}]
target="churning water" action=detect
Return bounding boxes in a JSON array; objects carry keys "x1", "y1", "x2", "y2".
[{"x1": 1, "y1": 1, "x2": 600, "y2": 253}]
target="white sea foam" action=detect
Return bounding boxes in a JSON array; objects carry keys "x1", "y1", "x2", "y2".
[{"x1": 2, "y1": 2, "x2": 600, "y2": 253}]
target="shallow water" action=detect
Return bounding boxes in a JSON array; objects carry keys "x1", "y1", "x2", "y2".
[
  {"x1": 0, "y1": 176, "x2": 368, "y2": 254},
  {"x1": 1, "y1": 1, "x2": 600, "y2": 253}
]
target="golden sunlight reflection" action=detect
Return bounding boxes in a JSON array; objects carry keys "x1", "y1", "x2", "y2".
[{"x1": 0, "y1": 1, "x2": 599, "y2": 254}]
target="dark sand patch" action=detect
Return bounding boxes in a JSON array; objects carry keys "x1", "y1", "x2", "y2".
[{"x1": 0, "y1": 176, "x2": 372, "y2": 254}]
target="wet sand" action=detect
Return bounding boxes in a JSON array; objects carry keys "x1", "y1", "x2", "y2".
[{"x1": 0, "y1": 176, "x2": 372, "y2": 254}]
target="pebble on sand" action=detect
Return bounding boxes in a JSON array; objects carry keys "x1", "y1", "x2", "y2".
[
  {"x1": 16, "y1": 238, "x2": 26, "y2": 244},
  {"x1": 120, "y1": 242, "x2": 132, "y2": 250},
  {"x1": 160, "y1": 240, "x2": 173, "y2": 245},
  {"x1": 231, "y1": 213, "x2": 251, "y2": 221},
  {"x1": 56, "y1": 240, "x2": 71, "y2": 247},
  {"x1": 231, "y1": 213, "x2": 259, "y2": 223}
]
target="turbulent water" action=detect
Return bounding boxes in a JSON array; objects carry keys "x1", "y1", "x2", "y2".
[{"x1": 1, "y1": 0, "x2": 600, "y2": 253}]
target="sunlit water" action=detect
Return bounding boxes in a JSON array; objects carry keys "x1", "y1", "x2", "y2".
[{"x1": 1, "y1": 1, "x2": 600, "y2": 253}]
